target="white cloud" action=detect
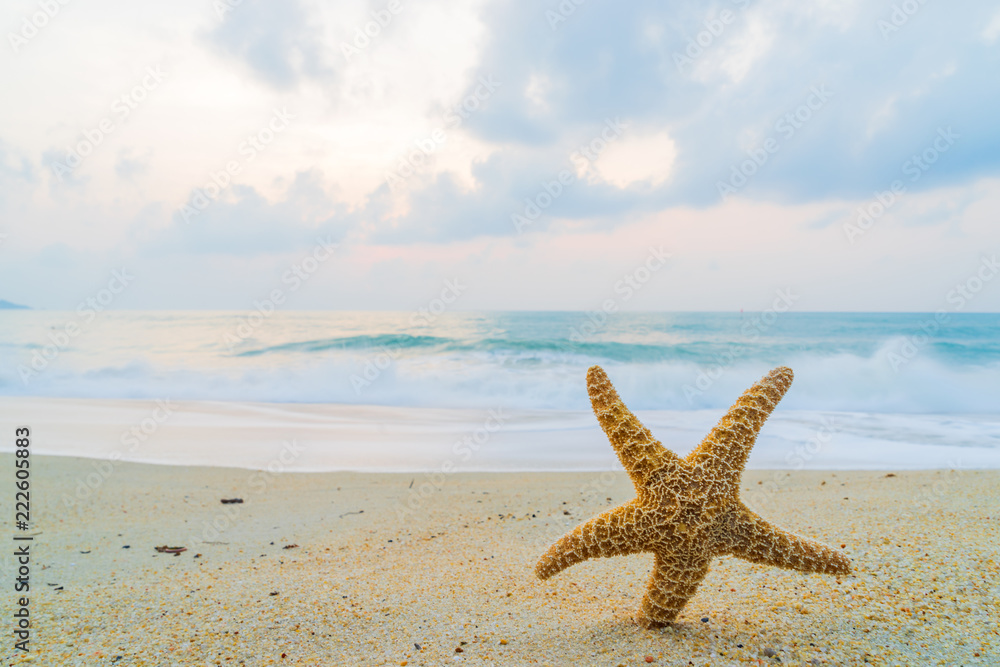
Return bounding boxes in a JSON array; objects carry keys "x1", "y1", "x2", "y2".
[
  {"x1": 715, "y1": 15, "x2": 774, "y2": 84},
  {"x1": 982, "y1": 9, "x2": 1000, "y2": 42},
  {"x1": 865, "y1": 94, "x2": 899, "y2": 140},
  {"x1": 524, "y1": 72, "x2": 550, "y2": 112},
  {"x1": 690, "y1": 12, "x2": 775, "y2": 85},
  {"x1": 591, "y1": 130, "x2": 677, "y2": 189},
  {"x1": 2, "y1": 0, "x2": 998, "y2": 310}
]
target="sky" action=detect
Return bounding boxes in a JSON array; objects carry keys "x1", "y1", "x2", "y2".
[{"x1": 1, "y1": 0, "x2": 999, "y2": 312}]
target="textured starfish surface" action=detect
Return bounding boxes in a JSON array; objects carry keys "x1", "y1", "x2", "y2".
[{"x1": 535, "y1": 365, "x2": 851, "y2": 628}]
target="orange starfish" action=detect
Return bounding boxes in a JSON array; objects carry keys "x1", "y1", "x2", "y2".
[{"x1": 535, "y1": 365, "x2": 850, "y2": 627}]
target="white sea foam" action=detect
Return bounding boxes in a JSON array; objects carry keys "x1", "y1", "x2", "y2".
[
  {"x1": 2, "y1": 397, "x2": 996, "y2": 472},
  {"x1": 5, "y1": 350, "x2": 998, "y2": 414},
  {"x1": 2, "y1": 311, "x2": 997, "y2": 469}
]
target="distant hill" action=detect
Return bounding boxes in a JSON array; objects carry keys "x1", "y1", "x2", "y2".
[{"x1": 0, "y1": 300, "x2": 29, "y2": 310}]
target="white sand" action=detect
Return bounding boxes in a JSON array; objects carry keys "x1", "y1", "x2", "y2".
[{"x1": 2, "y1": 453, "x2": 997, "y2": 666}]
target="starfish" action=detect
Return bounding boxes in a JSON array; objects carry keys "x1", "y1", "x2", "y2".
[{"x1": 535, "y1": 365, "x2": 850, "y2": 628}]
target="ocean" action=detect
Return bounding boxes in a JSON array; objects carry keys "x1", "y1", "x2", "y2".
[{"x1": 1, "y1": 310, "x2": 998, "y2": 470}]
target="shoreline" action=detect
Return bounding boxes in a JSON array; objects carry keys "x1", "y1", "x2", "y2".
[
  {"x1": 5, "y1": 455, "x2": 997, "y2": 665},
  {"x1": 2, "y1": 396, "x2": 999, "y2": 472}
]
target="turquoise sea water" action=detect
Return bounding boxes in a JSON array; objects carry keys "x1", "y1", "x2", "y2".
[
  {"x1": 1, "y1": 310, "x2": 998, "y2": 470},
  {"x1": 1, "y1": 310, "x2": 997, "y2": 413}
]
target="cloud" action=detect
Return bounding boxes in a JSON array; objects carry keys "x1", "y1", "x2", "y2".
[
  {"x1": 143, "y1": 169, "x2": 350, "y2": 255},
  {"x1": 203, "y1": 0, "x2": 336, "y2": 89},
  {"x1": 3, "y1": 0, "x2": 999, "y2": 311},
  {"x1": 0, "y1": 142, "x2": 35, "y2": 185},
  {"x1": 982, "y1": 8, "x2": 1000, "y2": 43},
  {"x1": 590, "y1": 129, "x2": 677, "y2": 189},
  {"x1": 423, "y1": 0, "x2": 1000, "y2": 219},
  {"x1": 40, "y1": 148, "x2": 89, "y2": 192},
  {"x1": 369, "y1": 146, "x2": 646, "y2": 243},
  {"x1": 115, "y1": 150, "x2": 152, "y2": 182},
  {"x1": 0, "y1": 142, "x2": 38, "y2": 221}
]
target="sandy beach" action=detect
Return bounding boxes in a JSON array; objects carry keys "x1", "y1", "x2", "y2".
[{"x1": 3, "y1": 455, "x2": 997, "y2": 666}]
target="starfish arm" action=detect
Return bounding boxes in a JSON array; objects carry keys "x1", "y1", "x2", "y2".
[
  {"x1": 723, "y1": 503, "x2": 851, "y2": 575},
  {"x1": 637, "y1": 550, "x2": 712, "y2": 628},
  {"x1": 686, "y1": 366, "x2": 793, "y2": 478},
  {"x1": 587, "y1": 366, "x2": 679, "y2": 487},
  {"x1": 535, "y1": 500, "x2": 649, "y2": 580}
]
